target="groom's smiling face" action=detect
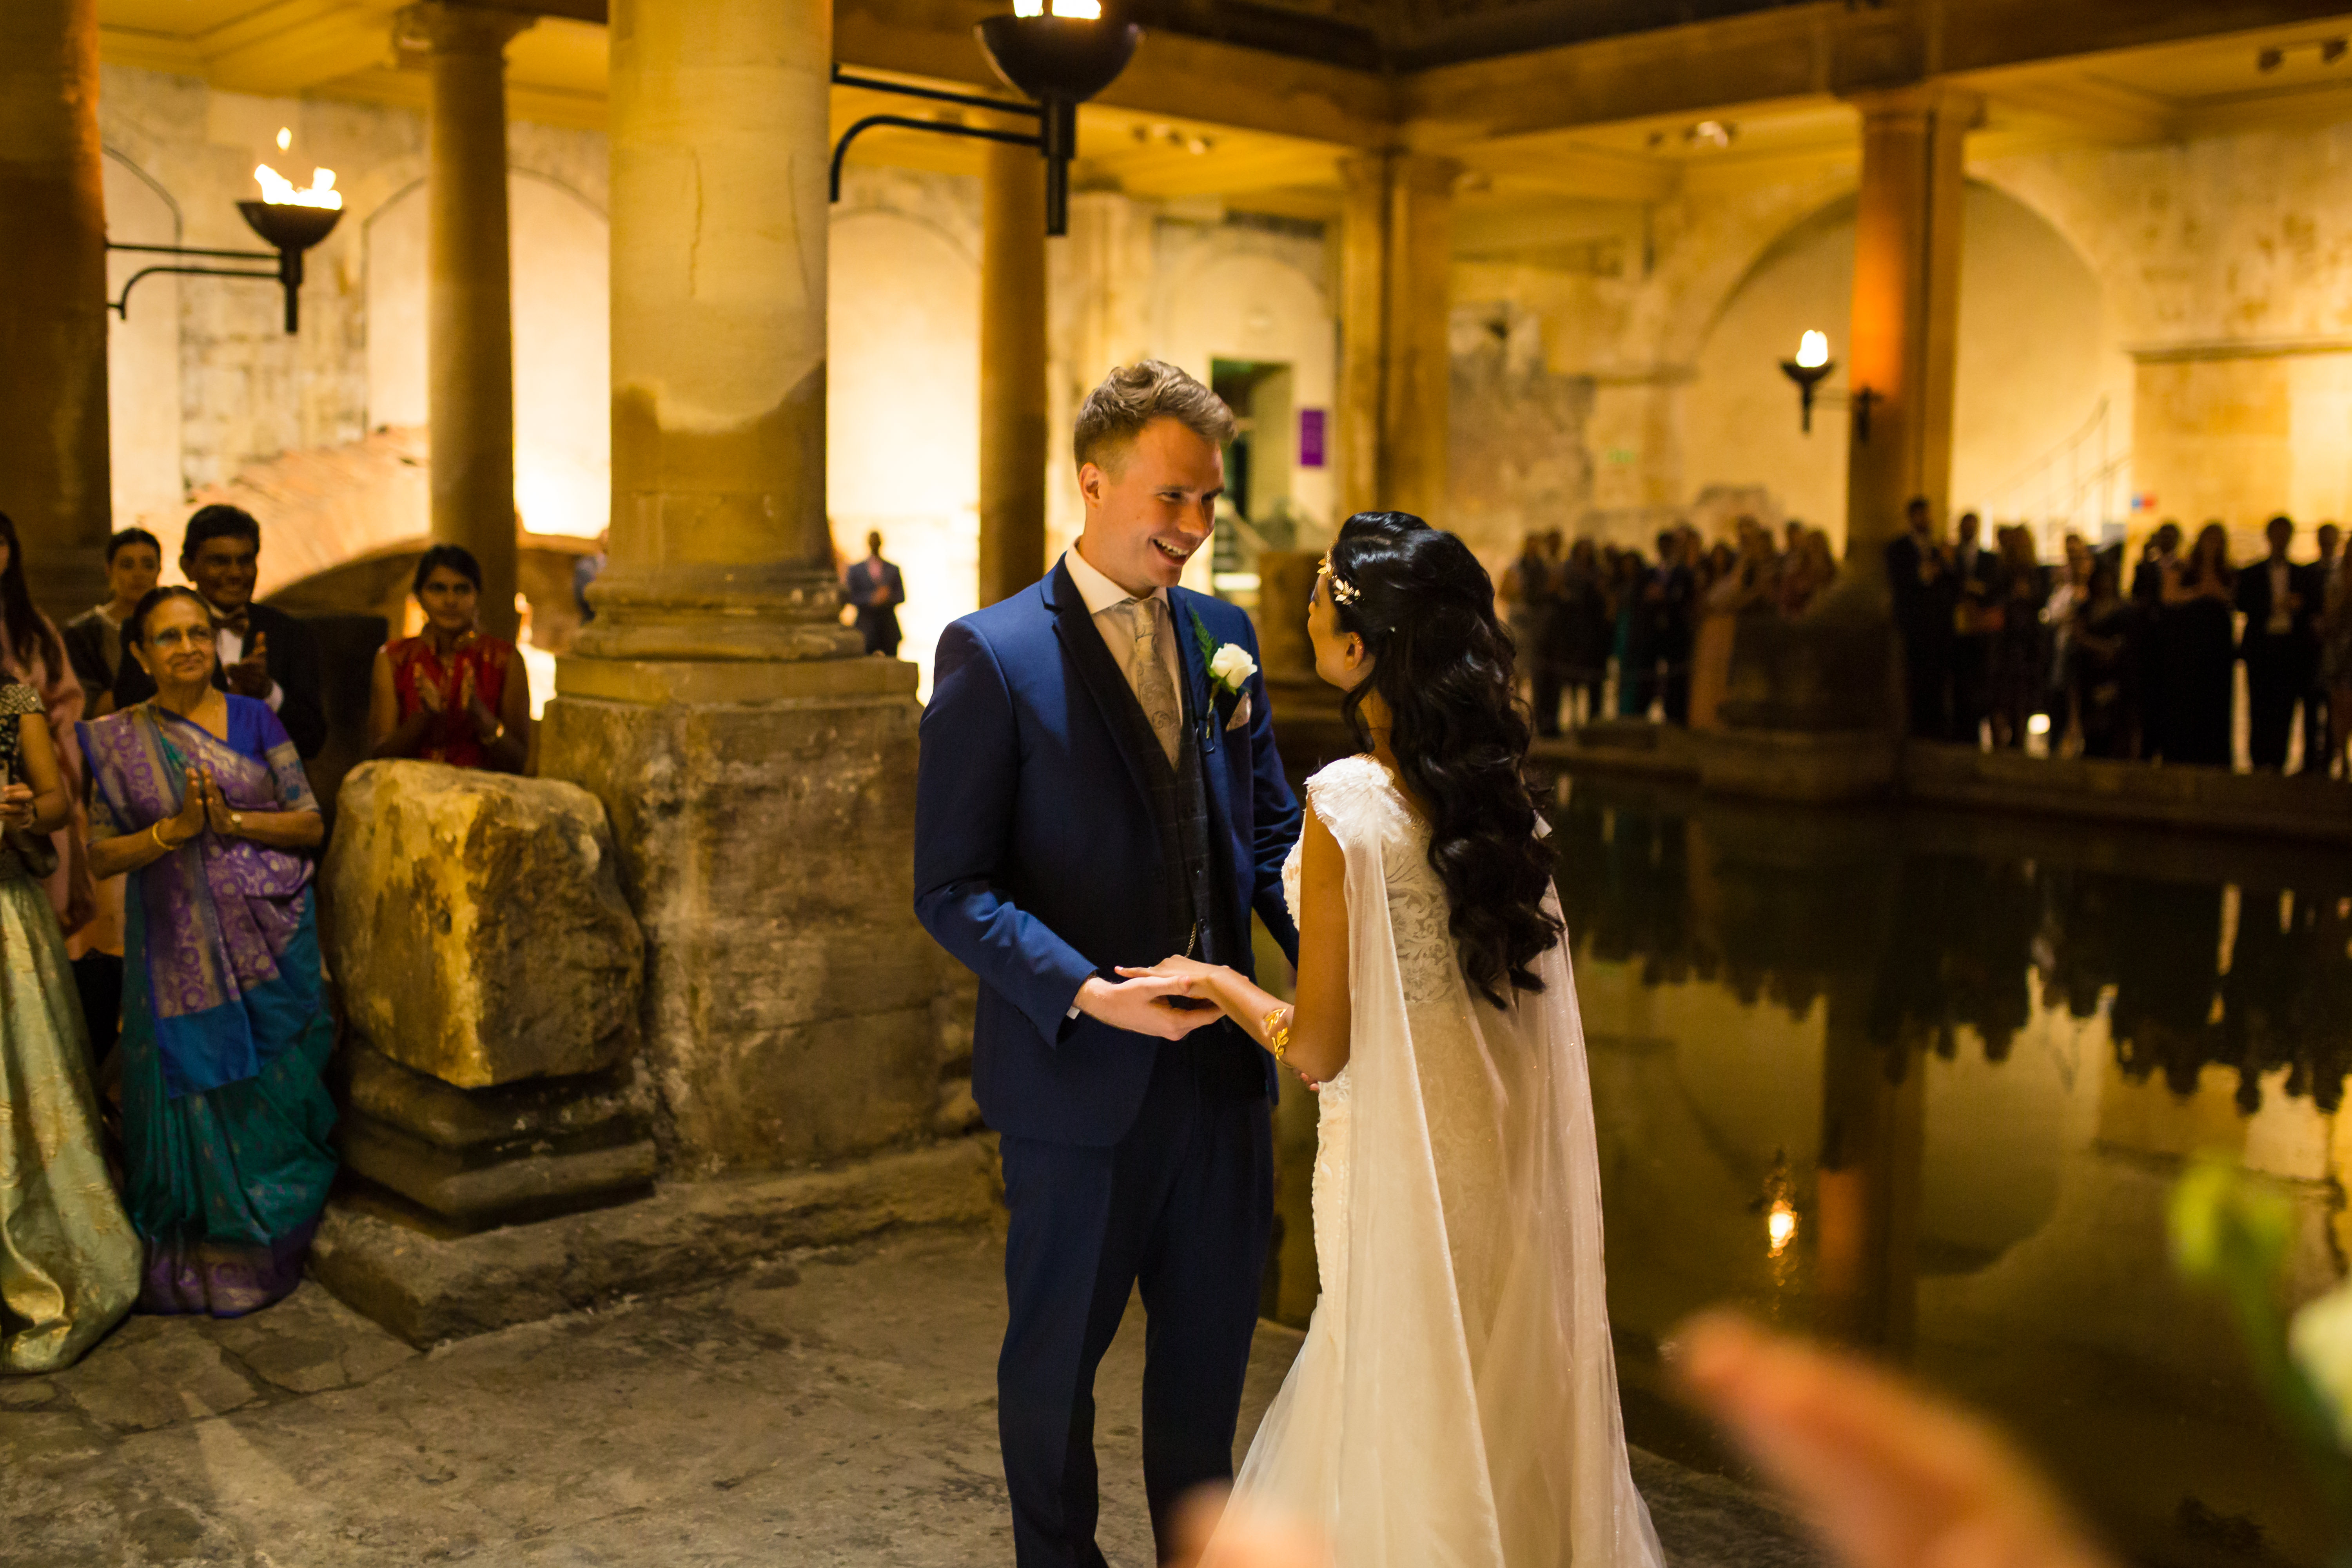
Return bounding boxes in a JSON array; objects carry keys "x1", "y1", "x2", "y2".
[{"x1": 1077, "y1": 417, "x2": 1224, "y2": 596}]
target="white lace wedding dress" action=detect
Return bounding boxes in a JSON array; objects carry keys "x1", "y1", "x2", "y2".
[{"x1": 1221, "y1": 755, "x2": 1664, "y2": 1567}]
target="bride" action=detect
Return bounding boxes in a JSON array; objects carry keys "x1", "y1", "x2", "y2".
[{"x1": 1122, "y1": 512, "x2": 1665, "y2": 1567}]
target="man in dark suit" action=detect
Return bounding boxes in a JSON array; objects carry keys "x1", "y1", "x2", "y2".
[
  {"x1": 914, "y1": 361, "x2": 1300, "y2": 1568},
  {"x1": 112, "y1": 505, "x2": 327, "y2": 758},
  {"x1": 1651, "y1": 527, "x2": 1698, "y2": 725},
  {"x1": 1949, "y1": 510, "x2": 1997, "y2": 746},
  {"x1": 844, "y1": 530, "x2": 906, "y2": 657},
  {"x1": 2129, "y1": 521, "x2": 2181, "y2": 760},
  {"x1": 2236, "y1": 514, "x2": 2316, "y2": 771},
  {"x1": 1884, "y1": 496, "x2": 1957, "y2": 740}
]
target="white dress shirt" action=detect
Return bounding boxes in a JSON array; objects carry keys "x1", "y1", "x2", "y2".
[{"x1": 1062, "y1": 546, "x2": 1185, "y2": 717}]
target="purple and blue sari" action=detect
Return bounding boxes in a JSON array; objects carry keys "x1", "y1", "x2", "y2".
[{"x1": 77, "y1": 697, "x2": 336, "y2": 1317}]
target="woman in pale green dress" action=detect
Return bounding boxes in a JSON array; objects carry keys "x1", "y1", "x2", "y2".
[{"x1": 0, "y1": 674, "x2": 138, "y2": 1371}]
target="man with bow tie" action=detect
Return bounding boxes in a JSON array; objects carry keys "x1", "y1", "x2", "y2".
[{"x1": 110, "y1": 506, "x2": 327, "y2": 759}]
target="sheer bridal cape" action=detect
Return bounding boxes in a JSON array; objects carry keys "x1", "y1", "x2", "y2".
[{"x1": 1219, "y1": 756, "x2": 1664, "y2": 1568}]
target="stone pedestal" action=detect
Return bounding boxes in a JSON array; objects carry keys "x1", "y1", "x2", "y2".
[
  {"x1": 0, "y1": 0, "x2": 109, "y2": 612},
  {"x1": 323, "y1": 761, "x2": 653, "y2": 1224},
  {"x1": 412, "y1": 2, "x2": 532, "y2": 639},
  {"x1": 978, "y1": 139, "x2": 1048, "y2": 609},
  {"x1": 540, "y1": 658, "x2": 936, "y2": 1174}
]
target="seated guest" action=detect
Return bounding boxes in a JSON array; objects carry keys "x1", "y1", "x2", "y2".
[
  {"x1": 80, "y1": 588, "x2": 336, "y2": 1317},
  {"x1": 111, "y1": 506, "x2": 327, "y2": 760},
  {"x1": 0, "y1": 672, "x2": 139, "y2": 1369},
  {"x1": 62, "y1": 527, "x2": 163, "y2": 720},
  {"x1": 367, "y1": 545, "x2": 531, "y2": 772}
]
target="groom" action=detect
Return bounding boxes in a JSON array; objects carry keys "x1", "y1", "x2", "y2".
[{"x1": 915, "y1": 361, "x2": 1302, "y2": 1566}]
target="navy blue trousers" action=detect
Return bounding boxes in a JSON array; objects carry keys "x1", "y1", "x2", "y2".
[{"x1": 997, "y1": 1031, "x2": 1273, "y2": 1567}]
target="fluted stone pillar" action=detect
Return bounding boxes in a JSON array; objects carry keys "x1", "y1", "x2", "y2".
[
  {"x1": 1335, "y1": 151, "x2": 1457, "y2": 523},
  {"x1": 544, "y1": 0, "x2": 933, "y2": 1176},
  {"x1": 414, "y1": 2, "x2": 530, "y2": 639},
  {"x1": 1843, "y1": 84, "x2": 1978, "y2": 584},
  {"x1": 0, "y1": 0, "x2": 109, "y2": 613},
  {"x1": 978, "y1": 141, "x2": 1047, "y2": 608}
]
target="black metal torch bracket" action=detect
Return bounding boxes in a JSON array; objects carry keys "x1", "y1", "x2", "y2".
[
  {"x1": 107, "y1": 201, "x2": 342, "y2": 334},
  {"x1": 829, "y1": 69, "x2": 1071, "y2": 232}
]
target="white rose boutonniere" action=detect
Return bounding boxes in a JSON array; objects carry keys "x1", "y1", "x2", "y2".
[{"x1": 1194, "y1": 621, "x2": 1258, "y2": 731}]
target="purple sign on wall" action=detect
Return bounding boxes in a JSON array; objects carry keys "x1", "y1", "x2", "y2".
[{"x1": 1298, "y1": 407, "x2": 1327, "y2": 468}]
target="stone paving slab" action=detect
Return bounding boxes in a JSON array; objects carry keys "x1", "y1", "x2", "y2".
[{"x1": 0, "y1": 1226, "x2": 1823, "y2": 1568}]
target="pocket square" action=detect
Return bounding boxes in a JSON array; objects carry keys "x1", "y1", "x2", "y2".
[{"x1": 1223, "y1": 691, "x2": 1253, "y2": 731}]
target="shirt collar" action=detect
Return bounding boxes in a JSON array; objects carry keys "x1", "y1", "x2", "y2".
[{"x1": 1063, "y1": 546, "x2": 1166, "y2": 617}]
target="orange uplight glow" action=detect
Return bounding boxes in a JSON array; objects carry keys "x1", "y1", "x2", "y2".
[{"x1": 254, "y1": 163, "x2": 343, "y2": 210}]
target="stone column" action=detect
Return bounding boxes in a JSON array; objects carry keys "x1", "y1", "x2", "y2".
[
  {"x1": 1334, "y1": 151, "x2": 1458, "y2": 524},
  {"x1": 544, "y1": 0, "x2": 935, "y2": 1176},
  {"x1": 1843, "y1": 84, "x2": 1978, "y2": 583},
  {"x1": 413, "y1": 2, "x2": 531, "y2": 640},
  {"x1": 978, "y1": 140, "x2": 1047, "y2": 608},
  {"x1": 0, "y1": 0, "x2": 108, "y2": 613}
]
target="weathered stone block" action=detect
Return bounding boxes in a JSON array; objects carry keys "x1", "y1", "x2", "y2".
[
  {"x1": 323, "y1": 761, "x2": 644, "y2": 1088},
  {"x1": 539, "y1": 668, "x2": 938, "y2": 1174}
]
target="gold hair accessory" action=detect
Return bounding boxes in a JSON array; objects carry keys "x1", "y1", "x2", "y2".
[
  {"x1": 1317, "y1": 554, "x2": 1361, "y2": 607},
  {"x1": 1262, "y1": 1004, "x2": 1293, "y2": 1065}
]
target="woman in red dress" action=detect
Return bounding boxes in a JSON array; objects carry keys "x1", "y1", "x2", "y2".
[{"x1": 367, "y1": 545, "x2": 532, "y2": 772}]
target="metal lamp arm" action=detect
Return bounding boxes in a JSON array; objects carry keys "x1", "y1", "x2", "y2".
[{"x1": 828, "y1": 115, "x2": 1042, "y2": 205}]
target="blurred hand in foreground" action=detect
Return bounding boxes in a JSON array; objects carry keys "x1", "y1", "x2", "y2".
[{"x1": 1674, "y1": 1310, "x2": 2115, "y2": 1568}]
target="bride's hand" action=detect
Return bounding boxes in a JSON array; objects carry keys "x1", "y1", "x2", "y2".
[{"x1": 1114, "y1": 956, "x2": 1222, "y2": 998}]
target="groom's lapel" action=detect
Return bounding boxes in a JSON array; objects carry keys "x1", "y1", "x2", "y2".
[
  {"x1": 1171, "y1": 590, "x2": 1219, "y2": 758},
  {"x1": 1047, "y1": 559, "x2": 1155, "y2": 812}
]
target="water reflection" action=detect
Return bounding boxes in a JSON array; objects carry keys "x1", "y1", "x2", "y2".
[{"x1": 1259, "y1": 775, "x2": 2352, "y2": 1568}]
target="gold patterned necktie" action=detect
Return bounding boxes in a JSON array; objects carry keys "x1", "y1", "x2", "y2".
[{"x1": 1125, "y1": 597, "x2": 1182, "y2": 768}]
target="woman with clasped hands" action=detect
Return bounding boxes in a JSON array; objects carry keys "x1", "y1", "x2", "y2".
[{"x1": 78, "y1": 588, "x2": 338, "y2": 1318}]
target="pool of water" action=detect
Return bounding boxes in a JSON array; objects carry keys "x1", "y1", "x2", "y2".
[{"x1": 1257, "y1": 772, "x2": 2349, "y2": 1568}]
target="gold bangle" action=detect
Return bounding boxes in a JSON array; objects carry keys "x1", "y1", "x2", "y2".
[
  {"x1": 1262, "y1": 1004, "x2": 1293, "y2": 1065},
  {"x1": 150, "y1": 822, "x2": 180, "y2": 853}
]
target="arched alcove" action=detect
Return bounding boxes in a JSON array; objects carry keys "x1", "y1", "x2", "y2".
[
  {"x1": 1682, "y1": 183, "x2": 2121, "y2": 547},
  {"x1": 827, "y1": 205, "x2": 980, "y2": 695},
  {"x1": 363, "y1": 169, "x2": 612, "y2": 544}
]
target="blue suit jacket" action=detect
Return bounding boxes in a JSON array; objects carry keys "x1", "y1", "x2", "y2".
[{"x1": 915, "y1": 561, "x2": 1303, "y2": 1147}]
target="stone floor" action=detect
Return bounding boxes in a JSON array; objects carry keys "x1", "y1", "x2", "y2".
[{"x1": 1, "y1": 1225, "x2": 1823, "y2": 1568}]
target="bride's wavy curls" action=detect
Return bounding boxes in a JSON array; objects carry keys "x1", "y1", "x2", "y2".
[{"x1": 1326, "y1": 512, "x2": 1561, "y2": 1006}]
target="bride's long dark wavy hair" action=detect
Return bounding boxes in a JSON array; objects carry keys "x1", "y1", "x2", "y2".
[{"x1": 1325, "y1": 511, "x2": 1561, "y2": 1006}]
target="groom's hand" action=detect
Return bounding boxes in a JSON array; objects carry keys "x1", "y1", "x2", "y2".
[{"x1": 1075, "y1": 975, "x2": 1221, "y2": 1040}]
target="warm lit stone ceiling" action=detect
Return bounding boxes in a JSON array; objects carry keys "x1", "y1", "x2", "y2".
[{"x1": 92, "y1": 0, "x2": 2352, "y2": 216}]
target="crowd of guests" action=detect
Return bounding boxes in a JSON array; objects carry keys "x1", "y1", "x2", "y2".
[
  {"x1": 1887, "y1": 499, "x2": 2350, "y2": 772},
  {"x1": 1501, "y1": 516, "x2": 1841, "y2": 735},
  {"x1": 0, "y1": 503, "x2": 535, "y2": 1373}
]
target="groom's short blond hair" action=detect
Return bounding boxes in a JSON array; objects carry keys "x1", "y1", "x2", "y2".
[{"x1": 1073, "y1": 360, "x2": 1236, "y2": 473}]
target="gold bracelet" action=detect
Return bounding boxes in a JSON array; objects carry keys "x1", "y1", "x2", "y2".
[
  {"x1": 1262, "y1": 1004, "x2": 1293, "y2": 1065},
  {"x1": 150, "y1": 822, "x2": 181, "y2": 853}
]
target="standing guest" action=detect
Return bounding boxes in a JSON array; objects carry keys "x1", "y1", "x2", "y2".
[
  {"x1": 1557, "y1": 537, "x2": 1612, "y2": 725},
  {"x1": 1690, "y1": 517, "x2": 1775, "y2": 731},
  {"x1": 1527, "y1": 531, "x2": 1571, "y2": 737},
  {"x1": 1949, "y1": 512, "x2": 1996, "y2": 746},
  {"x1": 60, "y1": 527, "x2": 161, "y2": 1069},
  {"x1": 2130, "y1": 522, "x2": 2181, "y2": 759},
  {"x1": 1777, "y1": 528, "x2": 1838, "y2": 617},
  {"x1": 2235, "y1": 514, "x2": 2315, "y2": 772},
  {"x1": 62, "y1": 528, "x2": 163, "y2": 720},
  {"x1": 1884, "y1": 497, "x2": 1956, "y2": 740},
  {"x1": 0, "y1": 510, "x2": 96, "y2": 938},
  {"x1": 111, "y1": 507, "x2": 327, "y2": 759},
  {"x1": 2160, "y1": 523, "x2": 2238, "y2": 767},
  {"x1": 1502, "y1": 532, "x2": 1548, "y2": 710},
  {"x1": 80, "y1": 587, "x2": 336, "y2": 1317},
  {"x1": 0, "y1": 671, "x2": 140, "y2": 1370},
  {"x1": 1651, "y1": 528, "x2": 1698, "y2": 725},
  {"x1": 2068, "y1": 558, "x2": 2137, "y2": 759},
  {"x1": 1612, "y1": 546, "x2": 1653, "y2": 717},
  {"x1": 2035, "y1": 534, "x2": 2092, "y2": 746},
  {"x1": 573, "y1": 528, "x2": 608, "y2": 624},
  {"x1": 367, "y1": 545, "x2": 532, "y2": 773},
  {"x1": 845, "y1": 530, "x2": 907, "y2": 658},
  {"x1": 1989, "y1": 528, "x2": 2049, "y2": 748},
  {"x1": 2306, "y1": 522, "x2": 2341, "y2": 771}
]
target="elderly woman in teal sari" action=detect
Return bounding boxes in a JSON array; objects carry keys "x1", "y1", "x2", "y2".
[
  {"x1": 79, "y1": 587, "x2": 334, "y2": 1316},
  {"x1": 1, "y1": 672, "x2": 138, "y2": 1368}
]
